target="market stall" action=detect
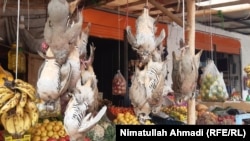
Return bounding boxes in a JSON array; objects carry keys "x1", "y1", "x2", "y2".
[{"x1": 0, "y1": 0, "x2": 250, "y2": 141}]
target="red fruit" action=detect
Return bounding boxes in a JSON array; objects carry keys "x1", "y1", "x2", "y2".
[
  {"x1": 83, "y1": 136, "x2": 91, "y2": 141},
  {"x1": 47, "y1": 137, "x2": 58, "y2": 141},
  {"x1": 64, "y1": 135, "x2": 70, "y2": 141},
  {"x1": 58, "y1": 137, "x2": 67, "y2": 141}
]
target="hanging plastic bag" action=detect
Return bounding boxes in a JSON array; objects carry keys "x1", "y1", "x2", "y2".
[
  {"x1": 199, "y1": 60, "x2": 229, "y2": 102},
  {"x1": 112, "y1": 70, "x2": 127, "y2": 96}
]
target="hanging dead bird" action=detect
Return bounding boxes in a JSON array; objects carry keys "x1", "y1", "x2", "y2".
[
  {"x1": 43, "y1": 0, "x2": 83, "y2": 65},
  {"x1": 67, "y1": 22, "x2": 91, "y2": 90},
  {"x1": 172, "y1": 39, "x2": 203, "y2": 105},
  {"x1": 129, "y1": 58, "x2": 168, "y2": 123},
  {"x1": 77, "y1": 43, "x2": 100, "y2": 113},
  {"x1": 67, "y1": 0, "x2": 86, "y2": 26},
  {"x1": 64, "y1": 44, "x2": 106, "y2": 141},
  {"x1": 126, "y1": 6, "x2": 166, "y2": 64},
  {"x1": 64, "y1": 79, "x2": 107, "y2": 141},
  {"x1": 36, "y1": 48, "x2": 72, "y2": 109}
]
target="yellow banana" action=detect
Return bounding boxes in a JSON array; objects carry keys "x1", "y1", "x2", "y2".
[
  {"x1": 247, "y1": 80, "x2": 250, "y2": 87},
  {"x1": 24, "y1": 99, "x2": 39, "y2": 126},
  {"x1": 0, "y1": 65, "x2": 14, "y2": 86},
  {"x1": 13, "y1": 114, "x2": 25, "y2": 136},
  {"x1": 0, "y1": 112, "x2": 8, "y2": 129},
  {"x1": 14, "y1": 86, "x2": 36, "y2": 101},
  {"x1": 0, "y1": 90, "x2": 15, "y2": 108},
  {"x1": 16, "y1": 104, "x2": 24, "y2": 117},
  {"x1": 19, "y1": 92, "x2": 28, "y2": 107},
  {"x1": 0, "y1": 86, "x2": 13, "y2": 94},
  {"x1": 0, "y1": 92, "x2": 21, "y2": 114},
  {"x1": 27, "y1": 110, "x2": 39, "y2": 126},
  {"x1": 14, "y1": 79, "x2": 35, "y2": 94},
  {"x1": 23, "y1": 111, "x2": 31, "y2": 132},
  {"x1": 5, "y1": 114, "x2": 16, "y2": 136},
  {"x1": 24, "y1": 99, "x2": 38, "y2": 113}
]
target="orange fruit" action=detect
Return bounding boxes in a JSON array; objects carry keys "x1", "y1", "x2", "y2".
[
  {"x1": 32, "y1": 135, "x2": 41, "y2": 141},
  {"x1": 35, "y1": 129, "x2": 41, "y2": 136},
  {"x1": 40, "y1": 130, "x2": 47, "y2": 137},
  {"x1": 40, "y1": 136, "x2": 49, "y2": 141},
  {"x1": 52, "y1": 134, "x2": 60, "y2": 139},
  {"x1": 55, "y1": 121, "x2": 63, "y2": 127},
  {"x1": 43, "y1": 118, "x2": 50, "y2": 124},
  {"x1": 53, "y1": 125, "x2": 60, "y2": 132},
  {"x1": 40, "y1": 126, "x2": 46, "y2": 132},
  {"x1": 46, "y1": 124, "x2": 53, "y2": 131},
  {"x1": 58, "y1": 130, "x2": 65, "y2": 137},
  {"x1": 47, "y1": 130, "x2": 54, "y2": 137}
]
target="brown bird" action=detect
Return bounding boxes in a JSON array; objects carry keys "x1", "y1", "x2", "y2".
[
  {"x1": 172, "y1": 39, "x2": 203, "y2": 105},
  {"x1": 43, "y1": 0, "x2": 83, "y2": 65}
]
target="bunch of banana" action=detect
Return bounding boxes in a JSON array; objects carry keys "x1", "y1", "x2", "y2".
[
  {"x1": 0, "y1": 78, "x2": 39, "y2": 137},
  {"x1": 0, "y1": 64, "x2": 13, "y2": 87},
  {"x1": 244, "y1": 64, "x2": 250, "y2": 77},
  {"x1": 1, "y1": 106, "x2": 35, "y2": 138}
]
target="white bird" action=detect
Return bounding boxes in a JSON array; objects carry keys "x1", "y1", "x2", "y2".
[
  {"x1": 37, "y1": 48, "x2": 72, "y2": 109},
  {"x1": 64, "y1": 79, "x2": 107, "y2": 141},
  {"x1": 67, "y1": 23, "x2": 91, "y2": 90},
  {"x1": 129, "y1": 58, "x2": 168, "y2": 123},
  {"x1": 126, "y1": 6, "x2": 166, "y2": 63}
]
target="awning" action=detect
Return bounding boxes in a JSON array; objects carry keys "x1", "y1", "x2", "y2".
[
  {"x1": 82, "y1": 9, "x2": 241, "y2": 55},
  {"x1": 195, "y1": 31, "x2": 241, "y2": 55},
  {"x1": 82, "y1": 8, "x2": 167, "y2": 42}
]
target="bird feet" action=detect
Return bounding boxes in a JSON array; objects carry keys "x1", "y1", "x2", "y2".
[
  {"x1": 45, "y1": 100, "x2": 56, "y2": 112},
  {"x1": 138, "y1": 113, "x2": 151, "y2": 125},
  {"x1": 78, "y1": 106, "x2": 107, "y2": 133}
]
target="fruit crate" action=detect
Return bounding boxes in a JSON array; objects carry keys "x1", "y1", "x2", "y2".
[{"x1": 4, "y1": 133, "x2": 31, "y2": 141}]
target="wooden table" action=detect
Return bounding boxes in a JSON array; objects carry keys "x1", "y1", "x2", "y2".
[{"x1": 198, "y1": 101, "x2": 250, "y2": 112}]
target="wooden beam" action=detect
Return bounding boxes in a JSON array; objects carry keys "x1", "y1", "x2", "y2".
[
  {"x1": 148, "y1": 0, "x2": 186, "y2": 28},
  {"x1": 200, "y1": 0, "x2": 249, "y2": 9},
  {"x1": 186, "y1": 0, "x2": 196, "y2": 125},
  {"x1": 196, "y1": 5, "x2": 250, "y2": 17}
]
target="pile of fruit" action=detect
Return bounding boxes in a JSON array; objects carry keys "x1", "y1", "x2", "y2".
[
  {"x1": 107, "y1": 106, "x2": 134, "y2": 120},
  {"x1": 0, "y1": 79, "x2": 39, "y2": 138},
  {"x1": 113, "y1": 112, "x2": 139, "y2": 125},
  {"x1": 161, "y1": 105, "x2": 187, "y2": 122},
  {"x1": 199, "y1": 73, "x2": 228, "y2": 102},
  {"x1": 29, "y1": 118, "x2": 68, "y2": 141},
  {"x1": 195, "y1": 104, "x2": 235, "y2": 125},
  {"x1": 244, "y1": 64, "x2": 250, "y2": 87},
  {"x1": 196, "y1": 111, "x2": 235, "y2": 125},
  {"x1": 113, "y1": 112, "x2": 153, "y2": 125},
  {"x1": 244, "y1": 64, "x2": 250, "y2": 77}
]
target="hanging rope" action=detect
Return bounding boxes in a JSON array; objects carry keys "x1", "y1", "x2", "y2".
[
  {"x1": 209, "y1": 0, "x2": 213, "y2": 60},
  {"x1": 118, "y1": 6, "x2": 121, "y2": 70},
  {"x1": 27, "y1": 0, "x2": 30, "y2": 30},
  {"x1": 125, "y1": 0, "x2": 129, "y2": 27},
  {"x1": 3, "y1": 0, "x2": 7, "y2": 12},
  {"x1": 15, "y1": 0, "x2": 21, "y2": 79},
  {"x1": 182, "y1": 0, "x2": 185, "y2": 42}
]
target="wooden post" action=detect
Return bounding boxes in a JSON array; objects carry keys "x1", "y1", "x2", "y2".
[
  {"x1": 148, "y1": 0, "x2": 186, "y2": 28},
  {"x1": 186, "y1": 0, "x2": 196, "y2": 125}
]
